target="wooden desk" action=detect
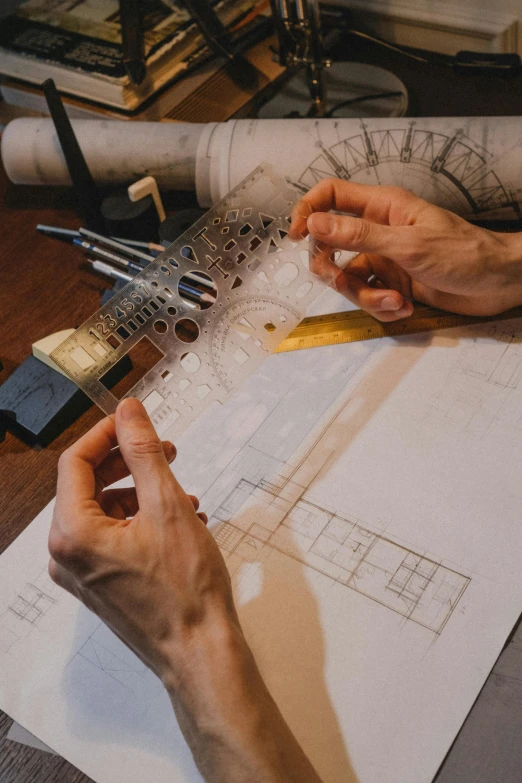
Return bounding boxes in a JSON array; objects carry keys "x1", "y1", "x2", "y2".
[{"x1": 2, "y1": 39, "x2": 522, "y2": 781}]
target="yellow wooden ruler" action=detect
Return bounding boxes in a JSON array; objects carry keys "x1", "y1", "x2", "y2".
[{"x1": 275, "y1": 303, "x2": 522, "y2": 353}]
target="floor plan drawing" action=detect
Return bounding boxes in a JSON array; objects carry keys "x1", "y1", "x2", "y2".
[
  {"x1": 422, "y1": 324, "x2": 522, "y2": 436},
  {"x1": 2, "y1": 316, "x2": 522, "y2": 783},
  {"x1": 0, "y1": 566, "x2": 59, "y2": 655},
  {"x1": 212, "y1": 474, "x2": 470, "y2": 635}
]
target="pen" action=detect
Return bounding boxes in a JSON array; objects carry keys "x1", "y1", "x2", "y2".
[
  {"x1": 89, "y1": 260, "x2": 133, "y2": 283},
  {"x1": 112, "y1": 237, "x2": 165, "y2": 254},
  {"x1": 73, "y1": 238, "x2": 143, "y2": 275},
  {"x1": 37, "y1": 224, "x2": 162, "y2": 259},
  {"x1": 37, "y1": 224, "x2": 80, "y2": 239},
  {"x1": 184, "y1": 270, "x2": 218, "y2": 291},
  {"x1": 79, "y1": 227, "x2": 154, "y2": 264}
]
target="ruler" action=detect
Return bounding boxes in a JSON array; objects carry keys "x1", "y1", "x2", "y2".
[{"x1": 276, "y1": 303, "x2": 522, "y2": 353}]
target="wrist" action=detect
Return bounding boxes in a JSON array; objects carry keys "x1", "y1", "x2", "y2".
[
  {"x1": 493, "y1": 231, "x2": 522, "y2": 309},
  {"x1": 160, "y1": 612, "x2": 252, "y2": 698},
  {"x1": 162, "y1": 617, "x2": 279, "y2": 771},
  {"x1": 159, "y1": 613, "x2": 321, "y2": 782}
]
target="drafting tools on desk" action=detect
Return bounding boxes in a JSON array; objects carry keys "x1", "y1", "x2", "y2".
[
  {"x1": 89, "y1": 260, "x2": 134, "y2": 284},
  {"x1": 73, "y1": 239, "x2": 144, "y2": 276},
  {"x1": 128, "y1": 176, "x2": 166, "y2": 223},
  {"x1": 41, "y1": 79, "x2": 104, "y2": 233},
  {"x1": 50, "y1": 164, "x2": 322, "y2": 437},
  {"x1": 79, "y1": 227, "x2": 153, "y2": 264},
  {"x1": 37, "y1": 224, "x2": 163, "y2": 255},
  {"x1": 276, "y1": 304, "x2": 522, "y2": 352}
]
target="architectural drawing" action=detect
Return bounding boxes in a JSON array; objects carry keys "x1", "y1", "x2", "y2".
[
  {"x1": 196, "y1": 333, "x2": 472, "y2": 638},
  {"x1": 297, "y1": 122, "x2": 521, "y2": 219},
  {"x1": 3, "y1": 317, "x2": 522, "y2": 783},
  {"x1": 0, "y1": 566, "x2": 59, "y2": 655},
  {"x1": 194, "y1": 117, "x2": 522, "y2": 222},
  {"x1": 70, "y1": 621, "x2": 164, "y2": 706},
  {"x1": 212, "y1": 474, "x2": 469, "y2": 635},
  {"x1": 423, "y1": 323, "x2": 522, "y2": 436}
]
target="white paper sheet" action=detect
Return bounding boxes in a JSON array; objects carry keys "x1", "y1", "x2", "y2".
[
  {"x1": 2, "y1": 293, "x2": 522, "y2": 783},
  {"x1": 7, "y1": 722, "x2": 56, "y2": 755}
]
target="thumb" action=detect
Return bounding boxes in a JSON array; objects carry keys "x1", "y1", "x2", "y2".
[
  {"x1": 115, "y1": 398, "x2": 184, "y2": 511},
  {"x1": 307, "y1": 212, "x2": 416, "y2": 266}
]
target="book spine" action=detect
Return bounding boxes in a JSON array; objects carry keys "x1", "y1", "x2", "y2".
[{"x1": 0, "y1": 17, "x2": 127, "y2": 79}]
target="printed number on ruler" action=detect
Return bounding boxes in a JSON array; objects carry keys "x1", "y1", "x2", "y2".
[{"x1": 50, "y1": 165, "x2": 321, "y2": 437}]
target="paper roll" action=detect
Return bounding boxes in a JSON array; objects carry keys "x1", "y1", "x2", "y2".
[
  {"x1": 1, "y1": 118, "x2": 204, "y2": 189},
  {"x1": 198, "y1": 117, "x2": 522, "y2": 221},
  {"x1": 3, "y1": 116, "x2": 522, "y2": 223}
]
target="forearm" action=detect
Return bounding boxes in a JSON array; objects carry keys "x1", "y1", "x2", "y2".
[
  {"x1": 496, "y1": 231, "x2": 522, "y2": 307},
  {"x1": 162, "y1": 618, "x2": 321, "y2": 783}
]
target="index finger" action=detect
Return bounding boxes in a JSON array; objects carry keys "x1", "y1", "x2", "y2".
[
  {"x1": 289, "y1": 179, "x2": 416, "y2": 239},
  {"x1": 55, "y1": 415, "x2": 117, "y2": 515}
]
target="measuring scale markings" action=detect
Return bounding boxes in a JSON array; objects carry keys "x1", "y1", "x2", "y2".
[
  {"x1": 210, "y1": 297, "x2": 300, "y2": 390},
  {"x1": 51, "y1": 165, "x2": 323, "y2": 437}
]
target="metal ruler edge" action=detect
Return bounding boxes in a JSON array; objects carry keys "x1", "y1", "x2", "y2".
[{"x1": 275, "y1": 304, "x2": 522, "y2": 353}]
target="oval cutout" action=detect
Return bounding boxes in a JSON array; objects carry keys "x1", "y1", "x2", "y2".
[
  {"x1": 180, "y1": 352, "x2": 201, "y2": 373},
  {"x1": 178, "y1": 271, "x2": 216, "y2": 311},
  {"x1": 299, "y1": 249, "x2": 310, "y2": 269},
  {"x1": 274, "y1": 263, "x2": 299, "y2": 288},
  {"x1": 167, "y1": 306, "x2": 177, "y2": 316},
  {"x1": 153, "y1": 320, "x2": 168, "y2": 334},
  {"x1": 296, "y1": 281, "x2": 313, "y2": 298},
  {"x1": 175, "y1": 318, "x2": 199, "y2": 343}
]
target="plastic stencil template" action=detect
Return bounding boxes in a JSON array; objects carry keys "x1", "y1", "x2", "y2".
[{"x1": 50, "y1": 165, "x2": 322, "y2": 436}]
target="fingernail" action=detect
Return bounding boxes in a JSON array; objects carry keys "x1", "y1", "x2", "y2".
[
  {"x1": 119, "y1": 397, "x2": 148, "y2": 422},
  {"x1": 309, "y1": 213, "x2": 336, "y2": 236},
  {"x1": 394, "y1": 304, "x2": 414, "y2": 319},
  {"x1": 381, "y1": 296, "x2": 400, "y2": 311},
  {"x1": 165, "y1": 442, "x2": 176, "y2": 460}
]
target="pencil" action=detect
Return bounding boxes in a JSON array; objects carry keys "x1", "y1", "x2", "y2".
[{"x1": 73, "y1": 238, "x2": 143, "y2": 275}]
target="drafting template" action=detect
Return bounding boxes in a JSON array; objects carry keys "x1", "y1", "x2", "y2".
[
  {"x1": 3, "y1": 299, "x2": 522, "y2": 783},
  {"x1": 50, "y1": 164, "x2": 324, "y2": 436}
]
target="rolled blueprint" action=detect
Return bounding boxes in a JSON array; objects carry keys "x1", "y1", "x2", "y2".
[
  {"x1": 197, "y1": 117, "x2": 522, "y2": 220},
  {"x1": 3, "y1": 116, "x2": 522, "y2": 220},
  {"x1": 1, "y1": 118, "x2": 203, "y2": 190}
]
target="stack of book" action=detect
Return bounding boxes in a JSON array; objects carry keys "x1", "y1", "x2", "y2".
[{"x1": 0, "y1": 0, "x2": 283, "y2": 123}]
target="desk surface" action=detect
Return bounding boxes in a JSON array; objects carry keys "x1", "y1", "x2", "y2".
[{"x1": 2, "y1": 32, "x2": 522, "y2": 782}]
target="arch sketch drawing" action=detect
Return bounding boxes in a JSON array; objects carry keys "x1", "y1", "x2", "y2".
[{"x1": 296, "y1": 122, "x2": 521, "y2": 220}]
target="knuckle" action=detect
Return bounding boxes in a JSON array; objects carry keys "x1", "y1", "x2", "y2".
[
  {"x1": 402, "y1": 233, "x2": 427, "y2": 264},
  {"x1": 348, "y1": 218, "x2": 371, "y2": 245},
  {"x1": 48, "y1": 557, "x2": 63, "y2": 586},
  {"x1": 57, "y1": 449, "x2": 73, "y2": 473},
  {"x1": 48, "y1": 528, "x2": 73, "y2": 563},
  {"x1": 48, "y1": 526, "x2": 90, "y2": 567},
  {"x1": 387, "y1": 185, "x2": 415, "y2": 203},
  {"x1": 323, "y1": 177, "x2": 340, "y2": 190},
  {"x1": 125, "y1": 433, "x2": 163, "y2": 457}
]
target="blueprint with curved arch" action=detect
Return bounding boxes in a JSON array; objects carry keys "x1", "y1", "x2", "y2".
[{"x1": 199, "y1": 116, "x2": 522, "y2": 221}]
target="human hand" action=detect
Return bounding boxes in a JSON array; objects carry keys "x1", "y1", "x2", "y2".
[
  {"x1": 290, "y1": 178, "x2": 522, "y2": 321},
  {"x1": 49, "y1": 399, "x2": 321, "y2": 783},
  {"x1": 48, "y1": 398, "x2": 238, "y2": 686}
]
